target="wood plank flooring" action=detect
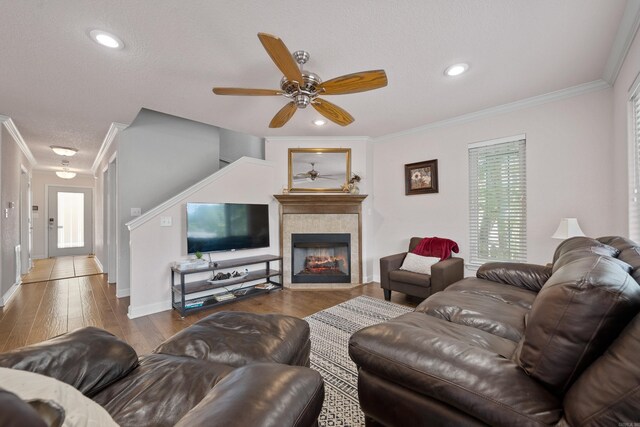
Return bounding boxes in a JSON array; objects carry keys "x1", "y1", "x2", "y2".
[
  {"x1": 0, "y1": 274, "x2": 419, "y2": 355},
  {"x1": 22, "y1": 256, "x2": 102, "y2": 283}
]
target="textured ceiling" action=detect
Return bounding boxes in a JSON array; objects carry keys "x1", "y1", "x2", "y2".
[{"x1": 0, "y1": 0, "x2": 628, "y2": 173}]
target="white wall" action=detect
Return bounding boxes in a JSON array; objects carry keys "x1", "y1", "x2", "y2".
[
  {"x1": 127, "y1": 158, "x2": 277, "y2": 318},
  {"x1": 265, "y1": 137, "x2": 376, "y2": 282},
  {"x1": 372, "y1": 87, "x2": 615, "y2": 278},
  {"x1": 30, "y1": 171, "x2": 95, "y2": 259}
]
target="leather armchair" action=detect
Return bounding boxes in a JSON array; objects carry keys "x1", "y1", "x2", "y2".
[{"x1": 380, "y1": 237, "x2": 464, "y2": 300}]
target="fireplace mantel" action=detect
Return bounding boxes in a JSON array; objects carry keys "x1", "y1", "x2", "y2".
[
  {"x1": 274, "y1": 194, "x2": 367, "y2": 214},
  {"x1": 274, "y1": 194, "x2": 367, "y2": 289}
]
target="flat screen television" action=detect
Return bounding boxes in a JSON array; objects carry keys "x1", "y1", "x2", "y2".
[{"x1": 186, "y1": 202, "x2": 270, "y2": 254}]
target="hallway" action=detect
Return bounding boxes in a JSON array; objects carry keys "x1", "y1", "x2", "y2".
[{"x1": 21, "y1": 256, "x2": 102, "y2": 284}]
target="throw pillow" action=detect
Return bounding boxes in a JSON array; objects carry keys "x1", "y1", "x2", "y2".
[
  {"x1": 0, "y1": 367, "x2": 118, "y2": 427},
  {"x1": 400, "y1": 253, "x2": 440, "y2": 275}
]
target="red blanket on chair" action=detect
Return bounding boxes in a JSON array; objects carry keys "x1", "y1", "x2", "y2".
[{"x1": 411, "y1": 237, "x2": 459, "y2": 261}]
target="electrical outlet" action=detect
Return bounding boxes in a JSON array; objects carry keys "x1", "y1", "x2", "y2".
[
  {"x1": 160, "y1": 216, "x2": 172, "y2": 227},
  {"x1": 131, "y1": 207, "x2": 141, "y2": 217}
]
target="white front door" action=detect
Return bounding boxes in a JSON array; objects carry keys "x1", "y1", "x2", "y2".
[{"x1": 48, "y1": 186, "x2": 93, "y2": 257}]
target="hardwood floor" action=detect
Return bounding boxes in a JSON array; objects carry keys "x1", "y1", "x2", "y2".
[
  {"x1": 0, "y1": 274, "x2": 419, "y2": 355},
  {"x1": 22, "y1": 256, "x2": 102, "y2": 284}
]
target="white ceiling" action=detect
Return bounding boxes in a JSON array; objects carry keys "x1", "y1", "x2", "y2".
[{"x1": 0, "y1": 0, "x2": 630, "y2": 174}]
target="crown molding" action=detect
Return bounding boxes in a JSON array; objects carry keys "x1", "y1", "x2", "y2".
[
  {"x1": 91, "y1": 122, "x2": 128, "y2": 175},
  {"x1": 0, "y1": 115, "x2": 37, "y2": 167},
  {"x1": 375, "y1": 79, "x2": 611, "y2": 142},
  {"x1": 602, "y1": 0, "x2": 640, "y2": 85},
  {"x1": 126, "y1": 157, "x2": 274, "y2": 231},
  {"x1": 265, "y1": 136, "x2": 372, "y2": 143}
]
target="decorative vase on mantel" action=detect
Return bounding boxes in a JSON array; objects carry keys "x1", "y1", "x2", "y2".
[{"x1": 348, "y1": 183, "x2": 360, "y2": 194}]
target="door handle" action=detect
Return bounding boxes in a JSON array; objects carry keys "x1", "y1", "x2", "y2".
[{"x1": 57, "y1": 226, "x2": 63, "y2": 229}]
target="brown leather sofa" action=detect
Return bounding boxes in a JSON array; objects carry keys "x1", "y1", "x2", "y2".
[
  {"x1": 351, "y1": 236, "x2": 640, "y2": 426},
  {"x1": 380, "y1": 237, "x2": 464, "y2": 300},
  {"x1": 0, "y1": 311, "x2": 324, "y2": 427}
]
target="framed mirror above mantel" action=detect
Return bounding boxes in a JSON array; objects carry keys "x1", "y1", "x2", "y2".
[{"x1": 288, "y1": 148, "x2": 351, "y2": 192}]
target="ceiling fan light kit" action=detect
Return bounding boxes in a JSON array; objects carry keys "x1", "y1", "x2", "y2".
[{"x1": 212, "y1": 33, "x2": 388, "y2": 128}]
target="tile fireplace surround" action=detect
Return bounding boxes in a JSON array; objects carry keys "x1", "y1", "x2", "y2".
[{"x1": 274, "y1": 194, "x2": 367, "y2": 290}]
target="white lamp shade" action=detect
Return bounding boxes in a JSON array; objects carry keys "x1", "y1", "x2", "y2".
[{"x1": 552, "y1": 218, "x2": 585, "y2": 239}]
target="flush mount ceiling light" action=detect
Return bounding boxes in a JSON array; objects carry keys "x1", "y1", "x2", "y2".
[
  {"x1": 56, "y1": 171, "x2": 77, "y2": 179},
  {"x1": 444, "y1": 63, "x2": 469, "y2": 77},
  {"x1": 89, "y1": 29, "x2": 124, "y2": 49},
  {"x1": 313, "y1": 119, "x2": 326, "y2": 126},
  {"x1": 56, "y1": 160, "x2": 76, "y2": 179},
  {"x1": 50, "y1": 146, "x2": 78, "y2": 156}
]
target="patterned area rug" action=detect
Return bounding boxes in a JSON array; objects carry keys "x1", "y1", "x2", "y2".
[{"x1": 305, "y1": 296, "x2": 412, "y2": 427}]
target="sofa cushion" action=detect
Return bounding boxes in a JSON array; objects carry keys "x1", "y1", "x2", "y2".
[
  {"x1": 389, "y1": 268, "x2": 431, "y2": 287},
  {"x1": 93, "y1": 354, "x2": 233, "y2": 427},
  {"x1": 415, "y1": 284, "x2": 530, "y2": 342},
  {"x1": 552, "y1": 249, "x2": 632, "y2": 274},
  {"x1": 516, "y1": 255, "x2": 640, "y2": 392},
  {"x1": 0, "y1": 388, "x2": 49, "y2": 427},
  {"x1": 154, "y1": 312, "x2": 310, "y2": 367},
  {"x1": 0, "y1": 327, "x2": 139, "y2": 397},
  {"x1": 477, "y1": 262, "x2": 552, "y2": 292},
  {"x1": 400, "y1": 253, "x2": 440, "y2": 275},
  {"x1": 562, "y1": 313, "x2": 640, "y2": 426},
  {"x1": 349, "y1": 312, "x2": 561, "y2": 426},
  {"x1": 552, "y1": 236, "x2": 619, "y2": 263},
  {"x1": 445, "y1": 279, "x2": 536, "y2": 310}
]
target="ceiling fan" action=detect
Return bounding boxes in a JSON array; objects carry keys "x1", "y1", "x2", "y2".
[
  {"x1": 212, "y1": 33, "x2": 388, "y2": 128},
  {"x1": 293, "y1": 163, "x2": 338, "y2": 182}
]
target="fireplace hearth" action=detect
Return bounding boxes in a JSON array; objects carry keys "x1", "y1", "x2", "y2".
[{"x1": 292, "y1": 233, "x2": 351, "y2": 283}]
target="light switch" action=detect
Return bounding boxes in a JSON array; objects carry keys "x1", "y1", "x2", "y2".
[
  {"x1": 160, "y1": 216, "x2": 172, "y2": 227},
  {"x1": 131, "y1": 207, "x2": 141, "y2": 217}
]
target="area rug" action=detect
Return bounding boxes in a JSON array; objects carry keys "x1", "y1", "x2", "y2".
[{"x1": 305, "y1": 295, "x2": 412, "y2": 427}]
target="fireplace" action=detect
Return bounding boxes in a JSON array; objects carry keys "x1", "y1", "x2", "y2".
[{"x1": 291, "y1": 233, "x2": 351, "y2": 283}]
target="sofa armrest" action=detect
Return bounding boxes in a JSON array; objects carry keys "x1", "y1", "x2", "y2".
[
  {"x1": 430, "y1": 257, "x2": 464, "y2": 293},
  {"x1": 380, "y1": 252, "x2": 407, "y2": 289},
  {"x1": 476, "y1": 262, "x2": 552, "y2": 292},
  {"x1": 175, "y1": 363, "x2": 324, "y2": 427},
  {"x1": 0, "y1": 327, "x2": 138, "y2": 397}
]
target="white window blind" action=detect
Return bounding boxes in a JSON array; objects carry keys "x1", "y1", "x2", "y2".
[
  {"x1": 469, "y1": 138, "x2": 526, "y2": 265},
  {"x1": 630, "y1": 91, "x2": 640, "y2": 241}
]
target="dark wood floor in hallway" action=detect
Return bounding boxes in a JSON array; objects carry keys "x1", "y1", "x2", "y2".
[{"x1": 0, "y1": 275, "x2": 419, "y2": 355}]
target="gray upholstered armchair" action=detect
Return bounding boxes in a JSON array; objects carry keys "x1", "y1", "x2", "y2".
[{"x1": 380, "y1": 237, "x2": 464, "y2": 300}]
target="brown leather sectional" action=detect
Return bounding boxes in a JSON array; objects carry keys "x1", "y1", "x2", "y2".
[
  {"x1": 350, "y1": 236, "x2": 640, "y2": 426},
  {"x1": 0, "y1": 311, "x2": 324, "y2": 427}
]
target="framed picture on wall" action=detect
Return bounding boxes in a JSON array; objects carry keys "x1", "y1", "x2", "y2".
[
  {"x1": 405, "y1": 159, "x2": 438, "y2": 195},
  {"x1": 288, "y1": 148, "x2": 351, "y2": 192}
]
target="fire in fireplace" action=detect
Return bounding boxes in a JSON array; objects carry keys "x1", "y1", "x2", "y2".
[{"x1": 291, "y1": 233, "x2": 351, "y2": 283}]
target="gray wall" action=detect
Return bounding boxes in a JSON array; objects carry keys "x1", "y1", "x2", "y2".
[
  {"x1": 1, "y1": 125, "x2": 30, "y2": 301},
  {"x1": 219, "y1": 128, "x2": 264, "y2": 167},
  {"x1": 116, "y1": 109, "x2": 222, "y2": 293}
]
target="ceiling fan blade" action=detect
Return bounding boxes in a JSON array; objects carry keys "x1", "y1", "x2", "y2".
[
  {"x1": 319, "y1": 70, "x2": 388, "y2": 95},
  {"x1": 212, "y1": 87, "x2": 283, "y2": 96},
  {"x1": 269, "y1": 102, "x2": 297, "y2": 128},
  {"x1": 257, "y1": 33, "x2": 304, "y2": 84},
  {"x1": 311, "y1": 98, "x2": 354, "y2": 126}
]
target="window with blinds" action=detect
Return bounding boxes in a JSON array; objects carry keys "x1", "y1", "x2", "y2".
[
  {"x1": 630, "y1": 90, "x2": 640, "y2": 241},
  {"x1": 469, "y1": 138, "x2": 526, "y2": 265}
]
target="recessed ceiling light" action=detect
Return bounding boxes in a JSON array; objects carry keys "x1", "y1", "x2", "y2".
[
  {"x1": 444, "y1": 63, "x2": 469, "y2": 77},
  {"x1": 50, "y1": 146, "x2": 78, "y2": 156},
  {"x1": 89, "y1": 30, "x2": 124, "y2": 49},
  {"x1": 313, "y1": 119, "x2": 326, "y2": 126}
]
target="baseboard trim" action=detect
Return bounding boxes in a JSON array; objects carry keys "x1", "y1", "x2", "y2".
[
  {"x1": 116, "y1": 287, "x2": 130, "y2": 298},
  {"x1": 1, "y1": 282, "x2": 20, "y2": 307},
  {"x1": 128, "y1": 301, "x2": 172, "y2": 319},
  {"x1": 93, "y1": 256, "x2": 104, "y2": 273}
]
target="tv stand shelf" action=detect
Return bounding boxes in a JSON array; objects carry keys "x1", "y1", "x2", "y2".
[{"x1": 171, "y1": 254, "x2": 283, "y2": 316}]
